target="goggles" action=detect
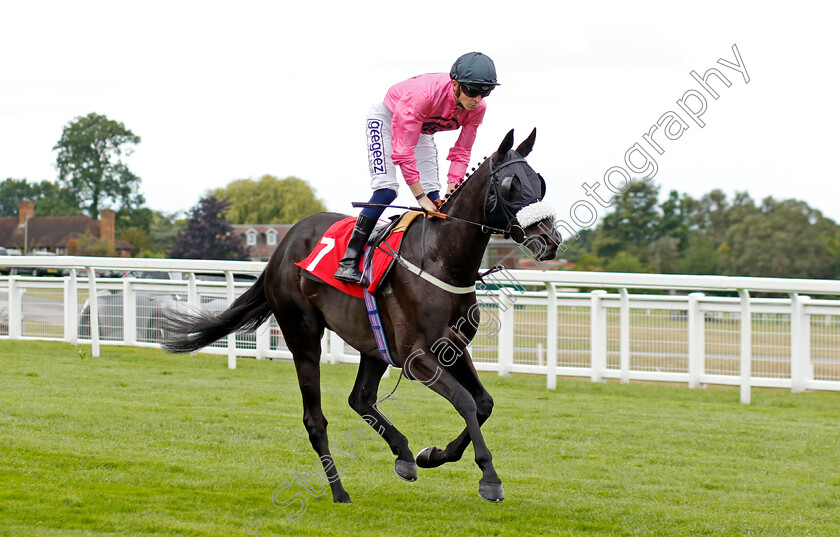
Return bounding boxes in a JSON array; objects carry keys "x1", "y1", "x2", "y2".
[{"x1": 460, "y1": 83, "x2": 493, "y2": 98}]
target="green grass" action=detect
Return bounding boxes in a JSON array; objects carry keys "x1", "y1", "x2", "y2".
[{"x1": 1, "y1": 341, "x2": 840, "y2": 536}]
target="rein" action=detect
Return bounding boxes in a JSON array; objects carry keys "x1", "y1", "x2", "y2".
[
  {"x1": 350, "y1": 202, "x2": 516, "y2": 237},
  {"x1": 351, "y1": 155, "x2": 533, "y2": 239}
]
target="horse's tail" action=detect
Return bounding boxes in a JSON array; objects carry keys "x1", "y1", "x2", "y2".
[{"x1": 162, "y1": 271, "x2": 273, "y2": 354}]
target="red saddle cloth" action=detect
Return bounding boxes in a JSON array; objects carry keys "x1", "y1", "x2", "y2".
[{"x1": 295, "y1": 212, "x2": 421, "y2": 299}]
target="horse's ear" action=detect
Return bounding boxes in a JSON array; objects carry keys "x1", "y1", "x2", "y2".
[
  {"x1": 495, "y1": 129, "x2": 515, "y2": 162},
  {"x1": 515, "y1": 128, "x2": 537, "y2": 157}
]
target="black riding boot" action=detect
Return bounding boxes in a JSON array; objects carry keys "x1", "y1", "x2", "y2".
[{"x1": 334, "y1": 214, "x2": 378, "y2": 286}]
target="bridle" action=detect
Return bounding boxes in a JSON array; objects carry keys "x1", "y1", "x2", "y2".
[{"x1": 483, "y1": 156, "x2": 533, "y2": 243}]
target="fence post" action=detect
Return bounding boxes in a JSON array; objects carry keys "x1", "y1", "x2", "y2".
[
  {"x1": 498, "y1": 292, "x2": 514, "y2": 376},
  {"x1": 546, "y1": 283, "x2": 557, "y2": 389},
  {"x1": 619, "y1": 288, "x2": 630, "y2": 384},
  {"x1": 62, "y1": 275, "x2": 75, "y2": 343},
  {"x1": 590, "y1": 290, "x2": 607, "y2": 383},
  {"x1": 123, "y1": 276, "x2": 137, "y2": 346},
  {"x1": 63, "y1": 271, "x2": 75, "y2": 344},
  {"x1": 65, "y1": 268, "x2": 79, "y2": 345},
  {"x1": 687, "y1": 292, "x2": 705, "y2": 388},
  {"x1": 738, "y1": 289, "x2": 751, "y2": 404},
  {"x1": 256, "y1": 322, "x2": 270, "y2": 360},
  {"x1": 329, "y1": 330, "x2": 343, "y2": 364},
  {"x1": 802, "y1": 299, "x2": 813, "y2": 388},
  {"x1": 68, "y1": 269, "x2": 78, "y2": 345},
  {"x1": 8, "y1": 275, "x2": 21, "y2": 339},
  {"x1": 790, "y1": 294, "x2": 812, "y2": 393},
  {"x1": 225, "y1": 270, "x2": 236, "y2": 369},
  {"x1": 86, "y1": 266, "x2": 100, "y2": 358},
  {"x1": 187, "y1": 273, "x2": 199, "y2": 310}
]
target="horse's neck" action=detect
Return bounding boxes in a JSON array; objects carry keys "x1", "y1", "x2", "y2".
[
  {"x1": 443, "y1": 164, "x2": 489, "y2": 225},
  {"x1": 423, "y1": 165, "x2": 493, "y2": 283}
]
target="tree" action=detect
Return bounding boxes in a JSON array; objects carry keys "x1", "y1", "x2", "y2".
[
  {"x1": 658, "y1": 190, "x2": 690, "y2": 250},
  {"x1": 149, "y1": 211, "x2": 182, "y2": 256},
  {"x1": 559, "y1": 180, "x2": 840, "y2": 277},
  {"x1": 677, "y1": 234, "x2": 720, "y2": 275},
  {"x1": 0, "y1": 178, "x2": 81, "y2": 217},
  {"x1": 169, "y1": 196, "x2": 249, "y2": 260},
  {"x1": 574, "y1": 252, "x2": 603, "y2": 271},
  {"x1": 0, "y1": 178, "x2": 38, "y2": 216},
  {"x1": 594, "y1": 180, "x2": 661, "y2": 260},
  {"x1": 210, "y1": 175, "x2": 327, "y2": 224},
  {"x1": 648, "y1": 236, "x2": 680, "y2": 274},
  {"x1": 67, "y1": 233, "x2": 116, "y2": 256},
  {"x1": 684, "y1": 189, "x2": 759, "y2": 246},
  {"x1": 54, "y1": 113, "x2": 143, "y2": 219},
  {"x1": 36, "y1": 182, "x2": 84, "y2": 216},
  {"x1": 605, "y1": 251, "x2": 647, "y2": 273},
  {"x1": 717, "y1": 198, "x2": 839, "y2": 279},
  {"x1": 117, "y1": 227, "x2": 157, "y2": 258}
]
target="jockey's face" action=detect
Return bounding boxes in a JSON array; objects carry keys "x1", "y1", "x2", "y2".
[{"x1": 453, "y1": 81, "x2": 483, "y2": 111}]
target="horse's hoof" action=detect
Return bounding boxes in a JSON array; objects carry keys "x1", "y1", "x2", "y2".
[
  {"x1": 479, "y1": 482, "x2": 505, "y2": 502},
  {"x1": 333, "y1": 493, "x2": 352, "y2": 504},
  {"x1": 416, "y1": 447, "x2": 439, "y2": 469},
  {"x1": 394, "y1": 459, "x2": 417, "y2": 482}
]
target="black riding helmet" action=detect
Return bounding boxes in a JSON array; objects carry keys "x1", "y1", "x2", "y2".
[{"x1": 450, "y1": 52, "x2": 499, "y2": 94}]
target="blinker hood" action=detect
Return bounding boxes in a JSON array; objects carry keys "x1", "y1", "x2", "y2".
[{"x1": 484, "y1": 150, "x2": 547, "y2": 232}]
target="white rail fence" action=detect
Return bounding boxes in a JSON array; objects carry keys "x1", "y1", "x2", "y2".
[{"x1": 2, "y1": 256, "x2": 840, "y2": 403}]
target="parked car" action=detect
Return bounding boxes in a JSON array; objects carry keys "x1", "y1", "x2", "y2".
[
  {"x1": 14, "y1": 251, "x2": 70, "y2": 277},
  {"x1": 78, "y1": 271, "x2": 257, "y2": 343},
  {"x1": 78, "y1": 268, "x2": 129, "y2": 279}
]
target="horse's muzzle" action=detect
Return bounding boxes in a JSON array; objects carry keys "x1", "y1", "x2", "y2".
[{"x1": 523, "y1": 232, "x2": 559, "y2": 261}]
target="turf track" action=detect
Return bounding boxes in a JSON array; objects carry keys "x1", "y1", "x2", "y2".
[{"x1": 2, "y1": 340, "x2": 839, "y2": 536}]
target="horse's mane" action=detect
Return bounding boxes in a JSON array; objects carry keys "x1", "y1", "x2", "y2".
[{"x1": 438, "y1": 155, "x2": 492, "y2": 213}]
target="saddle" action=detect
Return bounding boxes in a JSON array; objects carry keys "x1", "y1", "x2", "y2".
[
  {"x1": 296, "y1": 211, "x2": 423, "y2": 299},
  {"x1": 368, "y1": 214, "x2": 402, "y2": 249}
]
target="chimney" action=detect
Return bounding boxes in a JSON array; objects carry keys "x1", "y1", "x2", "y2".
[
  {"x1": 18, "y1": 199, "x2": 34, "y2": 226},
  {"x1": 99, "y1": 209, "x2": 115, "y2": 243}
]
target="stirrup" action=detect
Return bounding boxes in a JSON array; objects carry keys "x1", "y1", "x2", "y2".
[{"x1": 334, "y1": 265, "x2": 369, "y2": 287}]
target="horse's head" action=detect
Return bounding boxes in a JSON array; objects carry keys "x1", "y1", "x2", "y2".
[{"x1": 483, "y1": 129, "x2": 558, "y2": 261}]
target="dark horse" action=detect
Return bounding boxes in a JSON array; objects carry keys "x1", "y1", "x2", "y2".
[{"x1": 163, "y1": 129, "x2": 558, "y2": 503}]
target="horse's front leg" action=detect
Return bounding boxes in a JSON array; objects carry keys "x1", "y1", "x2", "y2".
[
  {"x1": 405, "y1": 345, "x2": 504, "y2": 502},
  {"x1": 415, "y1": 346, "x2": 493, "y2": 470},
  {"x1": 348, "y1": 354, "x2": 417, "y2": 481}
]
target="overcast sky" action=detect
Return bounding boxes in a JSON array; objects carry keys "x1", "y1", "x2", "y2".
[{"x1": 2, "y1": 1, "x2": 839, "y2": 229}]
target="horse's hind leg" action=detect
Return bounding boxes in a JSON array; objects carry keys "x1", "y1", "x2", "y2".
[
  {"x1": 281, "y1": 311, "x2": 352, "y2": 504},
  {"x1": 348, "y1": 354, "x2": 416, "y2": 481}
]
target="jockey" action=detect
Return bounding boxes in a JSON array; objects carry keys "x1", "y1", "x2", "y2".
[{"x1": 334, "y1": 51, "x2": 499, "y2": 285}]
